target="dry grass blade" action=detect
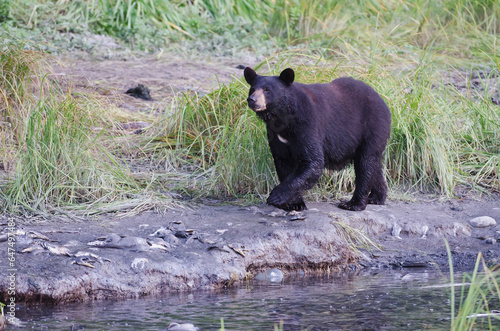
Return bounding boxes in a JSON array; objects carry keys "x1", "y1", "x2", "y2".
[{"x1": 330, "y1": 216, "x2": 382, "y2": 255}]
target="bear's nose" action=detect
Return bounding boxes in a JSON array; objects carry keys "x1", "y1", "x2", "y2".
[{"x1": 247, "y1": 95, "x2": 255, "y2": 104}]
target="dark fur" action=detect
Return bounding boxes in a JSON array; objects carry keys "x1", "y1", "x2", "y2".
[{"x1": 244, "y1": 67, "x2": 391, "y2": 211}]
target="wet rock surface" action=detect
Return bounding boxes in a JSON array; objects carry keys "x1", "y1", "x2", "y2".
[{"x1": 1, "y1": 195, "x2": 499, "y2": 304}]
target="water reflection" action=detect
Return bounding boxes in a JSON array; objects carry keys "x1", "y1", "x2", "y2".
[{"x1": 12, "y1": 269, "x2": 488, "y2": 330}]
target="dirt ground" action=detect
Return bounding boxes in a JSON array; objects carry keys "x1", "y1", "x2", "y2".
[
  {"x1": 1, "y1": 53, "x2": 500, "y2": 304},
  {"x1": 56, "y1": 54, "x2": 250, "y2": 113}
]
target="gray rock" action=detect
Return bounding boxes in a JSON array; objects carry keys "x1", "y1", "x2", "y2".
[
  {"x1": 469, "y1": 216, "x2": 496, "y2": 228},
  {"x1": 166, "y1": 322, "x2": 199, "y2": 331},
  {"x1": 254, "y1": 268, "x2": 284, "y2": 282},
  {"x1": 391, "y1": 223, "x2": 402, "y2": 239},
  {"x1": 421, "y1": 225, "x2": 429, "y2": 239},
  {"x1": 485, "y1": 238, "x2": 496, "y2": 244},
  {"x1": 266, "y1": 268, "x2": 283, "y2": 282},
  {"x1": 254, "y1": 272, "x2": 267, "y2": 281}
]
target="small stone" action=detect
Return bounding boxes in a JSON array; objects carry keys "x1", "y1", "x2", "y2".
[
  {"x1": 254, "y1": 272, "x2": 267, "y2": 281},
  {"x1": 167, "y1": 322, "x2": 199, "y2": 331},
  {"x1": 453, "y1": 222, "x2": 471, "y2": 236},
  {"x1": 254, "y1": 268, "x2": 284, "y2": 282},
  {"x1": 469, "y1": 216, "x2": 496, "y2": 228},
  {"x1": 287, "y1": 211, "x2": 306, "y2": 221},
  {"x1": 269, "y1": 210, "x2": 287, "y2": 217},
  {"x1": 421, "y1": 225, "x2": 429, "y2": 239},
  {"x1": 391, "y1": 223, "x2": 402, "y2": 239},
  {"x1": 266, "y1": 268, "x2": 283, "y2": 282},
  {"x1": 485, "y1": 238, "x2": 496, "y2": 244},
  {"x1": 174, "y1": 230, "x2": 191, "y2": 238}
]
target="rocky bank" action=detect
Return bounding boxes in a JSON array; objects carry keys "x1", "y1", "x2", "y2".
[{"x1": 1, "y1": 195, "x2": 499, "y2": 304}]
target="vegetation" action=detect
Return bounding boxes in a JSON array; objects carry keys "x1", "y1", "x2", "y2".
[
  {"x1": 0, "y1": 43, "x2": 166, "y2": 216},
  {"x1": 1, "y1": 0, "x2": 499, "y2": 213},
  {"x1": 446, "y1": 240, "x2": 500, "y2": 330},
  {"x1": 1, "y1": 0, "x2": 498, "y2": 58}
]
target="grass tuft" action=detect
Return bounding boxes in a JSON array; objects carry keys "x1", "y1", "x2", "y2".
[
  {"x1": 446, "y1": 238, "x2": 500, "y2": 330},
  {"x1": 330, "y1": 218, "x2": 383, "y2": 255},
  {"x1": 0, "y1": 42, "x2": 166, "y2": 216}
]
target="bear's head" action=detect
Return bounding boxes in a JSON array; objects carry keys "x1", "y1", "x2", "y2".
[{"x1": 244, "y1": 67, "x2": 295, "y2": 115}]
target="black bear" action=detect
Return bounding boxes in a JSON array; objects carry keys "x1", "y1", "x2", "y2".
[{"x1": 244, "y1": 67, "x2": 391, "y2": 211}]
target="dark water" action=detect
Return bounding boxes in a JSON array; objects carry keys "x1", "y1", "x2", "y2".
[{"x1": 10, "y1": 270, "x2": 489, "y2": 330}]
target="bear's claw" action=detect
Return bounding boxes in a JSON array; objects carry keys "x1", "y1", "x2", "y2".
[
  {"x1": 267, "y1": 193, "x2": 307, "y2": 211},
  {"x1": 338, "y1": 200, "x2": 366, "y2": 211}
]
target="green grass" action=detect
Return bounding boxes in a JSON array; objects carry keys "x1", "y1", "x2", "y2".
[
  {"x1": 446, "y1": 239, "x2": 500, "y2": 330},
  {"x1": 0, "y1": 42, "x2": 51, "y2": 186},
  {"x1": 4, "y1": 0, "x2": 498, "y2": 58},
  {"x1": 0, "y1": 4, "x2": 499, "y2": 327},
  {"x1": 4, "y1": 92, "x2": 128, "y2": 212},
  {"x1": 1, "y1": 0, "x2": 499, "y2": 211},
  {"x1": 0, "y1": 43, "x2": 162, "y2": 216}
]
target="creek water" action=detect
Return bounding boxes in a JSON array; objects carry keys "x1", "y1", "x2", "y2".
[{"x1": 11, "y1": 269, "x2": 495, "y2": 330}]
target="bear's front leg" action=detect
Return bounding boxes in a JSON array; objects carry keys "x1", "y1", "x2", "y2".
[
  {"x1": 267, "y1": 156, "x2": 324, "y2": 212},
  {"x1": 267, "y1": 190, "x2": 306, "y2": 211}
]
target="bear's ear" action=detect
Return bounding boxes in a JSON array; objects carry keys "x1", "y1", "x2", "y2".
[
  {"x1": 244, "y1": 67, "x2": 257, "y2": 85},
  {"x1": 279, "y1": 68, "x2": 294, "y2": 86}
]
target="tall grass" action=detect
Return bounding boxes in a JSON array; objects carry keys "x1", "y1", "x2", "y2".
[
  {"x1": 4, "y1": 92, "x2": 132, "y2": 212},
  {"x1": 149, "y1": 46, "x2": 499, "y2": 199},
  {"x1": 149, "y1": 80, "x2": 275, "y2": 198},
  {"x1": 0, "y1": 42, "x2": 50, "y2": 183},
  {"x1": 445, "y1": 239, "x2": 500, "y2": 330},
  {"x1": 0, "y1": 42, "x2": 50, "y2": 139},
  {"x1": 0, "y1": 43, "x2": 143, "y2": 215}
]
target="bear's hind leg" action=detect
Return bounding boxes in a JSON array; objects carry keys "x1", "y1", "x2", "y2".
[
  {"x1": 367, "y1": 164, "x2": 387, "y2": 205},
  {"x1": 338, "y1": 153, "x2": 375, "y2": 211},
  {"x1": 338, "y1": 199, "x2": 367, "y2": 211}
]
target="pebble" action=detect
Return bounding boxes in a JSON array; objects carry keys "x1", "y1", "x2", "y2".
[
  {"x1": 254, "y1": 268, "x2": 284, "y2": 282},
  {"x1": 287, "y1": 211, "x2": 306, "y2": 221},
  {"x1": 391, "y1": 223, "x2": 402, "y2": 239},
  {"x1": 485, "y1": 238, "x2": 496, "y2": 244},
  {"x1": 469, "y1": 216, "x2": 496, "y2": 228},
  {"x1": 266, "y1": 268, "x2": 284, "y2": 282},
  {"x1": 166, "y1": 322, "x2": 199, "y2": 331},
  {"x1": 254, "y1": 272, "x2": 267, "y2": 281},
  {"x1": 421, "y1": 225, "x2": 429, "y2": 239}
]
